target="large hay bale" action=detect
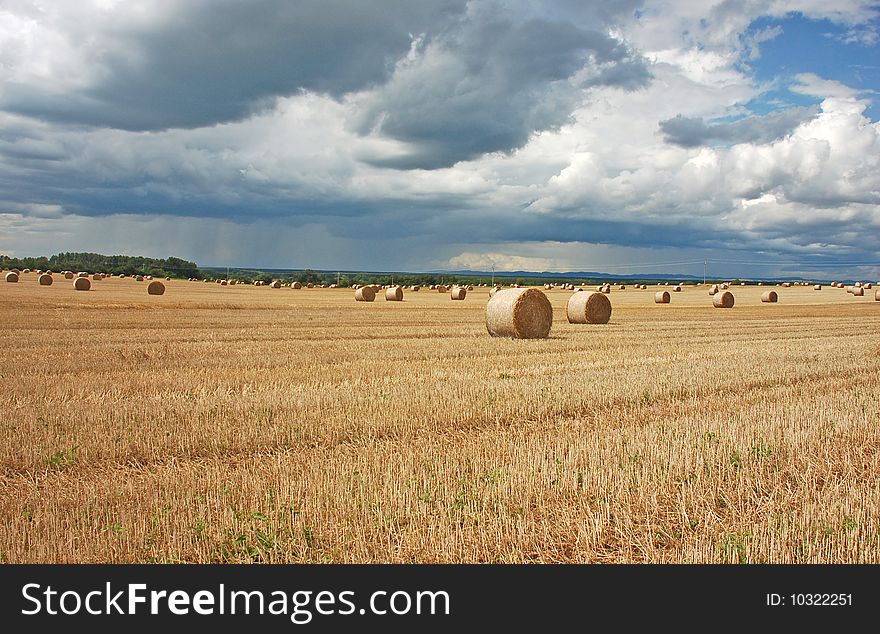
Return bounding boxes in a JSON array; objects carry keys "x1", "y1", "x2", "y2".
[
  {"x1": 5, "y1": 272, "x2": 18, "y2": 283},
  {"x1": 147, "y1": 280, "x2": 165, "y2": 295},
  {"x1": 713, "y1": 291, "x2": 734, "y2": 308},
  {"x1": 385, "y1": 286, "x2": 404, "y2": 301},
  {"x1": 38, "y1": 274, "x2": 53, "y2": 286},
  {"x1": 567, "y1": 291, "x2": 611, "y2": 324},
  {"x1": 292, "y1": 281, "x2": 302, "y2": 289},
  {"x1": 451, "y1": 287, "x2": 466, "y2": 300},
  {"x1": 355, "y1": 287, "x2": 376, "y2": 302},
  {"x1": 709, "y1": 284, "x2": 719, "y2": 296},
  {"x1": 846, "y1": 286, "x2": 853, "y2": 294},
  {"x1": 486, "y1": 288, "x2": 552, "y2": 339},
  {"x1": 864, "y1": 283, "x2": 872, "y2": 290},
  {"x1": 761, "y1": 290, "x2": 778, "y2": 303},
  {"x1": 654, "y1": 291, "x2": 670, "y2": 304},
  {"x1": 875, "y1": 290, "x2": 880, "y2": 301},
  {"x1": 852, "y1": 286, "x2": 864, "y2": 296},
  {"x1": 73, "y1": 276, "x2": 91, "y2": 291}
]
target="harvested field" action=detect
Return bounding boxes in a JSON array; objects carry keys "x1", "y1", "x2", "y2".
[{"x1": 1, "y1": 279, "x2": 879, "y2": 563}]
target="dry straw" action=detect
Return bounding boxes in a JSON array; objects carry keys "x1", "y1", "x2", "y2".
[
  {"x1": 486, "y1": 288, "x2": 552, "y2": 339},
  {"x1": 147, "y1": 281, "x2": 165, "y2": 296},
  {"x1": 73, "y1": 277, "x2": 91, "y2": 291},
  {"x1": 567, "y1": 291, "x2": 612, "y2": 324},
  {"x1": 852, "y1": 287, "x2": 865, "y2": 297},
  {"x1": 355, "y1": 287, "x2": 376, "y2": 302},
  {"x1": 385, "y1": 286, "x2": 404, "y2": 301},
  {"x1": 38, "y1": 274, "x2": 53, "y2": 286},
  {"x1": 713, "y1": 290, "x2": 735, "y2": 308},
  {"x1": 654, "y1": 290, "x2": 670, "y2": 303},
  {"x1": 5, "y1": 272, "x2": 18, "y2": 283},
  {"x1": 761, "y1": 290, "x2": 778, "y2": 303},
  {"x1": 451, "y1": 287, "x2": 467, "y2": 300}
]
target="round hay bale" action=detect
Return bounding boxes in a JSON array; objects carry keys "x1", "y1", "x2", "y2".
[
  {"x1": 147, "y1": 280, "x2": 165, "y2": 295},
  {"x1": 740, "y1": 282, "x2": 746, "y2": 286},
  {"x1": 761, "y1": 290, "x2": 778, "y2": 303},
  {"x1": 230, "y1": 280, "x2": 237, "y2": 285},
  {"x1": 292, "y1": 281, "x2": 302, "y2": 289},
  {"x1": 136, "y1": 275, "x2": 144, "y2": 282},
  {"x1": 713, "y1": 291, "x2": 734, "y2": 308},
  {"x1": 601, "y1": 285, "x2": 611, "y2": 294},
  {"x1": 64, "y1": 271, "x2": 74, "y2": 280},
  {"x1": 220, "y1": 280, "x2": 228, "y2": 286},
  {"x1": 355, "y1": 287, "x2": 376, "y2": 302},
  {"x1": 22, "y1": 268, "x2": 30, "y2": 273},
  {"x1": 73, "y1": 276, "x2": 91, "y2": 291},
  {"x1": 654, "y1": 291, "x2": 670, "y2": 304},
  {"x1": 5, "y1": 271, "x2": 19, "y2": 283},
  {"x1": 385, "y1": 286, "x2": 404, "y2": 301},
  {"x1": 451, "y1": 287, "x2": 467, "y2": 300},
  {"x1": 436, "y1": 285, "x2": 448, "y2": 293},
  {"x1": 412, "y1": 285, "x2": 420, "y2": 292},
  {"x1": 709, "y1": 284, "x2": 719, "y2": 296},
  {"x1": 855, "y1": 282, "x2": 862, "y2": 288},
  {"x1": 782, "y1": 282, "x2": 791, "y2": 288},
  {"x1": 488, "y1": 286, "x2": 502, "y2": 298},
  {"x1": 720, "y1": 283, "x2": 730, "y2": 290},
  {"x1": 846, "y1": 286, "x2": 853, "y2": 294},
  {"x1": 875, "y1": 290, "x2": 880, "y2": 301},
  {"x1": 77, "y1": 271, "x2": 89, "y2": 278},
  {"x1": 165, "y1": 276, "x2": 171, "y2": 281},
  {"x1": 270, "y1": 281, "x2": 281, "y2": 288},
  {"x1": 852, "y1": 286, "x2": 864, "y2": 296},
  {"x1": 673, "y1": 285, "x2": 682, "y2": 292},
  {"x1": 618, "y1": 285, "x2": 626, "y2": 290},
  {"x1": 864, "y1": 283, "x2": 872, "y2": 290},
  {"x1": 567, "y1": 291, "x2": 611, "y2": 324},
  {"x1": 544, "y1": 283, "x2": 552, "y2": 290},
  {"x1": 486, "y1": 288, "x2": 552, "y2": 339},
  {"x1": 814, "y1": 284, "x2": 822, "y2": 290},
  {"x1": 38, "y1": 274, "x2": 53, "y2": 286},
  {"x1": 757, "y1": 282, "x2": 763, "y2": 286}
]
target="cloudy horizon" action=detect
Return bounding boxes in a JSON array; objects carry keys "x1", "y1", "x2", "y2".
[{"x1": 1, "y1": 1, "x2": 878, "y2": 279}]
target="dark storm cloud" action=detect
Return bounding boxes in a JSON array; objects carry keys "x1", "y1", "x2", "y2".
[
  {"x1": 1, "y1": 0, "x2": 468, "y2": 131},
  {"x1": 658, "y1": 106, "x2": 818, "y2": 147},
  {"x1": 355, "y1": 13, "x2": 651, "y2": 169}
]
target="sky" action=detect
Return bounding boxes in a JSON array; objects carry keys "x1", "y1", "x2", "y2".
[{"x1": 1, "y1": 0, "x2": 879, "y2": 279}]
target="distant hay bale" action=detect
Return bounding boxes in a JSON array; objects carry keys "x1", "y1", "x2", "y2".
[
  {"x1": 846, "y1": 286, "x2": 853, "y2": 294},
  {"x1": 761, "y1": 290, "x2": 778, "y2": 303},
  {"x1": 270, "y1": 281, "x2": 281, "y2": 288},
  {"x1": 78, "y1": 271, "x2": 89, "y2": 278},
  {"x1": 757, "y1": 282, "x2": 763, "y2": 286},
  {"x1": 489, "y1": 285, "x2": 501, "y2": 298},
  {"x1": 307, "y1": 283, "x2": 314, "y2": 288},
  {"x1": 38, "y1": 274, "x2": 53, "y2": 286},
  {"x1": 601, "y1": 284, "x2": 611, "y2": 294},
  {"x1": 329, "y1": 284, "x2": 339, "y2": 288},
  {"x1": 654, "y1": 291, "x2": 670, "y2": 304},
  {"x1": 782, "y1": 282, "x2": 791, "y2": 288},
  {"x1": 385, "y1": 286, "x2": 404, "y2": 301},
  {"x1": 618, "y1": 285, "x2": 625, "y2": 290},
  {"x1": 165, "y1": 276, "x2": 171, "y2": 281},
  {"x1": 229, "y1": 280, "x2": 237, "y2": 285},
  {"x1": 136, "y1": 275, "x2": 144, "y2": 282},
  {"x1": 720, "y1": 283, "x2": 730, "y2": 290},
  {"x1": 220, "y1": 280, "x2": 228, "y2": 286},
  {"x1": 709, "y1": 284, "x2": 719, "y2": 296},
  {"x1": 855, "y1": 282, "x2": 862, "y2": 288},
  {"x1": 875, "y1": 290, "x2": 880, "y2": 301},
  {"x1": 713, "y1": 291, "x2": 735, "y2": 308},
  {"x1": 814, "y1": 284, "x2": 822, "y2": 290},
  {"x1": 5, "y1": 272, "x2": 19, "y2": 283},
  {"x1": 740, "y1": 282, "x2": 746, "y2": 286},
  {"x1": 437, "y1": 285, "x2": 448, "y2": 293},
  {"x1": 451, "y1": 287, "x2": 467, "y2": 300},
  {"x1": 412, "y1": 285, "x2": 420, "y2": 291},
  {"x1": 673, "y1": 285, "x2": 682, "y2": 292},
  {"x1": 355, "y1": 287, "x2": 376, "y2": 302},
  {"x1": 292, "y1": 281, "x2": 302, "y2": 289},
  {"x1": 864, "y1": 283, "x2": 872, "y2": 289},
  {"x1": 64, "y1": 271, "x2": 74, "y2": 279},
  {"x1": 22, "y1": 268, "x2": 30, "y2": 273},
  {"x1": 544, "y1": 283, "x2": 552, "y2": 290},
  {"x1": 486, "y1": 288, "x2": 552, "y2": 339},
  {"x1": 852, "y1": 286, "x2": 864, "y2": 296},
  {"x1": 567, "y1": 291, "x2": 611, "y2": 324},
  {"x1": 73, "y1": 276, "x2": 91, "y2": 291},
  {"x1": 147, "y1": 281, "x2": 165, "y2": 295}
]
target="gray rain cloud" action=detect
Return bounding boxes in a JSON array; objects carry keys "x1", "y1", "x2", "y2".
[{"x1": 658, "y1": 107, "x2": 819, "y2": 148}]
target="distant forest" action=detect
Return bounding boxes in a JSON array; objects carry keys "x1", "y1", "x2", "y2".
[{"x1": 0, "y1": 252, "x2": 200, "y2": 279}]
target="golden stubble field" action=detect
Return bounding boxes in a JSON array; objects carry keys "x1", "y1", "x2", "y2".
[{"x1": 1, "y1": 274, "x2": 879, "y2": 563}]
